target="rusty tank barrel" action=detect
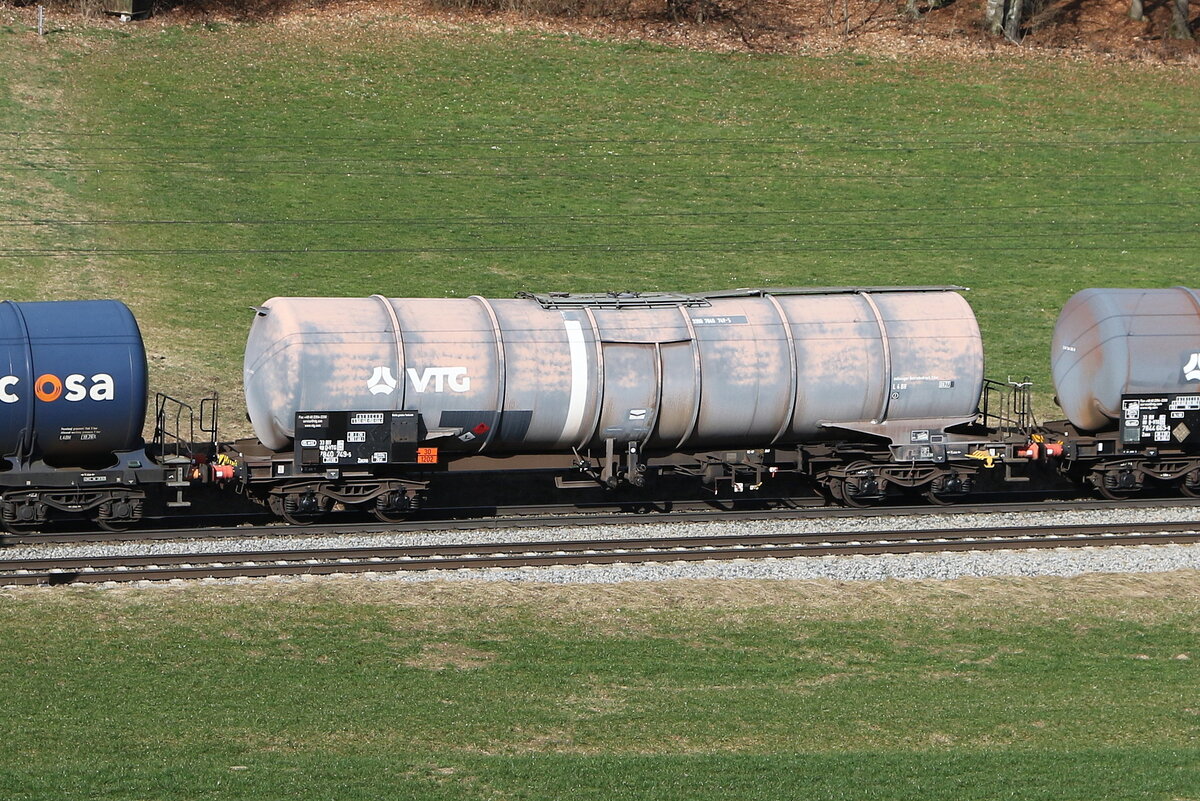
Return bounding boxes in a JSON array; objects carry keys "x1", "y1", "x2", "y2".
[
  {"x1": 1052, "y1": 287, "x2": 1200, "y2": 432},
  {"x1": 243, "y1": 288, "x2": 985, "y2": 453}
]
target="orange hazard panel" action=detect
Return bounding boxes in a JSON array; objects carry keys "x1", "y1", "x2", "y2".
[{"x1": 417, "y1": 447, "x2": 438, "y2": 464}]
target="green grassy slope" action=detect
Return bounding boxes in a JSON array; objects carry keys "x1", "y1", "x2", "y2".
[
  {"x1": 2, "y1": 20, "x2": 1197, "y2": 428},
  {"x1": 1, "y1": 576, "x2": 1198, "y2": 800}
]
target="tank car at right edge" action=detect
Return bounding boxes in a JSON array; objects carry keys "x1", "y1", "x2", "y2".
[
  {"x1": 226, "y1": 286, "x2": 1055, "y2": 521},
  {"x1": 1046, "y1": 287, "x2": 1200, "y2": 500}
]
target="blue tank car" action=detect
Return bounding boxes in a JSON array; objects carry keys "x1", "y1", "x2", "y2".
[
  {"x1": 0, "y1": 300, "x2": 148, "y2": 465},
  {"x1": 0, "y1": 300, "x2": 167, "y2": 531}
]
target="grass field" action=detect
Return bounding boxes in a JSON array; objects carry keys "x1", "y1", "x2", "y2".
[
  {"x1": 2, "y1": 13, "x2": 1198, "y2": 429},
  {"x1": 1, "y1": 575, "x2": 1199, "y2": 799}
]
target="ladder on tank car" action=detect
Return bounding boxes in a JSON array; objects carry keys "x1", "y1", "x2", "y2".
[{"x1": 152, "y1": 393, "x2": 219, "y2": 507}]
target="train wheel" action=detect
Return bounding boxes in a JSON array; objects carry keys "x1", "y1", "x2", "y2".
[
  {"x1": 2, "y1": 522, "x2": 42, "y2": 535},
  {"x1": 839, "y1": 464, "x2": 885, "y2": 508},
  {"x1": 922, "y1": 488, "x2": 958, "y2": 506},
  {"x1": 273, "y1": 492, "x2": 330, "y2": 526},
  {"x1": 1095, "y1": 484, "x2": 1135, "y2": 501},
  {"x1": 839, "y1": 478, "x2": 879, "y2": 508},
  {"x1": 2, "y1": 500, "x2": 48, "y2": 533},
  {"x1": 96, "y1": 498, "x2": 142, "y2": 532},
  {"x1": 371, "y1": 492, "x2": 411, "y2": 523},
  {"x1": 281, "y1": 509, "x2": 322, "y2": 526},
  {"x1": 1093, "y1": 474, "x2": 1138, "y2": 501},
  {"x1": 840, "y1": 487, "x2": 872, "y2": 508},
  {"x1": 826, "y1": 477, "x2": 871, "y2": 507},
  {"x1": 923, "y1": 474, "x2": 968, "y2": 506},
  {"x1": 1179, "y1": 470, "x2": 1200, "y2": 498}
]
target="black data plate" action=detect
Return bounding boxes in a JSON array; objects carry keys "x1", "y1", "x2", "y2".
[
  {"x1": 1120, "y1": 394, "x2": 1200, "y2": 446},
  {"x1": 294, "y1": 411, "x2": 420, "y2": 471}
]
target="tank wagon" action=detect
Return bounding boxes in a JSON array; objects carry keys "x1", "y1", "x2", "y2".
[
  {"x1": 1049, "y1": 286, "x2": 1200, "y2": 498},
  {"x1": 233, "y1": 287, "x2": 1039, "y2": 520},
  {"x1": 0, "y1": 300, "x2": 172, "y2": 529}
]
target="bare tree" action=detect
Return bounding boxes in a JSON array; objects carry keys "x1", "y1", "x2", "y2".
[
  {"x1": 1003, "y1": 0, "x2": 1024, "y2": 39},
  {"x1": 1169, "y1": 0, "x2": 1192, "y2": 38},
  {"x1": 984, "y1": 0, "x2": 1024, "y2": 39},
  {"x1": 984, "y1": 0, "x2": 1005, "y2": 32}
]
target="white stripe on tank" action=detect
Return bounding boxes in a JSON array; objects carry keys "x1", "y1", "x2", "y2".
[{"x1": 561, "y1": 318, "x2": 589, "y2": 445}]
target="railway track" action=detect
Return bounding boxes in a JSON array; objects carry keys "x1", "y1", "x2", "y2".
[
  {"x1": 4, "y1": 519, "x2": 1200, "y2": 586},
  {"x1": 3, "y1": 494, "x2": 1197, "y2": 547}
]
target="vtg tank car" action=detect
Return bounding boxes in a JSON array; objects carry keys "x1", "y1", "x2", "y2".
[{"x1": 232, "y1": 286, "x2": 1032, "y2": 521}]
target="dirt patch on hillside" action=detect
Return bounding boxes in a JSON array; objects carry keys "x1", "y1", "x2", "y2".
[{"x1": 404, "y1": 641, "x2": 498, "y2": 670}]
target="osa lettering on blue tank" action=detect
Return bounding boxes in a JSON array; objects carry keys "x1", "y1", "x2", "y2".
[{"x1": 0, "y1": 372, "x2": 117, "y2": 404}]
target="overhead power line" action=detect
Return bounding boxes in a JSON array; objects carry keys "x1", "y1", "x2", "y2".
[
  {"x1": 6, "y1": 165, "x2": 1193, "y2": 180},
  {"x1": 4, "y1": 139, "x2": 1198, "y2": 157},
  {"x1": 1, "y1": 226, "x2": 1193, "y2": 258},
  {"x1": 3, "y1": 126, "x2": 1200, "y2": 145},
  {"x1": 0, "y1": 199, "x2": 1192, "y2": 227}
]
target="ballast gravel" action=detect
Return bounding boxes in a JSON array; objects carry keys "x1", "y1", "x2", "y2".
[
  {"x1": 5, "y1": 503, "x2": 1200, "y2": 587},
  {"x1": 356, "y1": 541, "x2": 1200, "y2": 585}
]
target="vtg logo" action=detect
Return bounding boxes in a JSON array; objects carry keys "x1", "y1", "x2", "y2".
[
  {"x1": 408, "y1": 367, "x2": 470, "y2": 393},
  {"x1": 366, "y1": 366, "x2": 399, "y2": 396},
  {"x1": 0, "y1": 373, "x2": 117, "y2": 404},
  {"x1": 1185, "y1": 353, "x2": 1200, "y2": 382},
  {"x1": 365, "y1": 365, "x2": 471, "y2": 394}
]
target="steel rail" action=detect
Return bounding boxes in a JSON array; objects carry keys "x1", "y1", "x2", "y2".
[
  {"x1": 3, "y1": 495, "x2": 1197, "y2": 547},
  {"x1": 3, "y1": 520, "x2": 1199, "y2": 586}
]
